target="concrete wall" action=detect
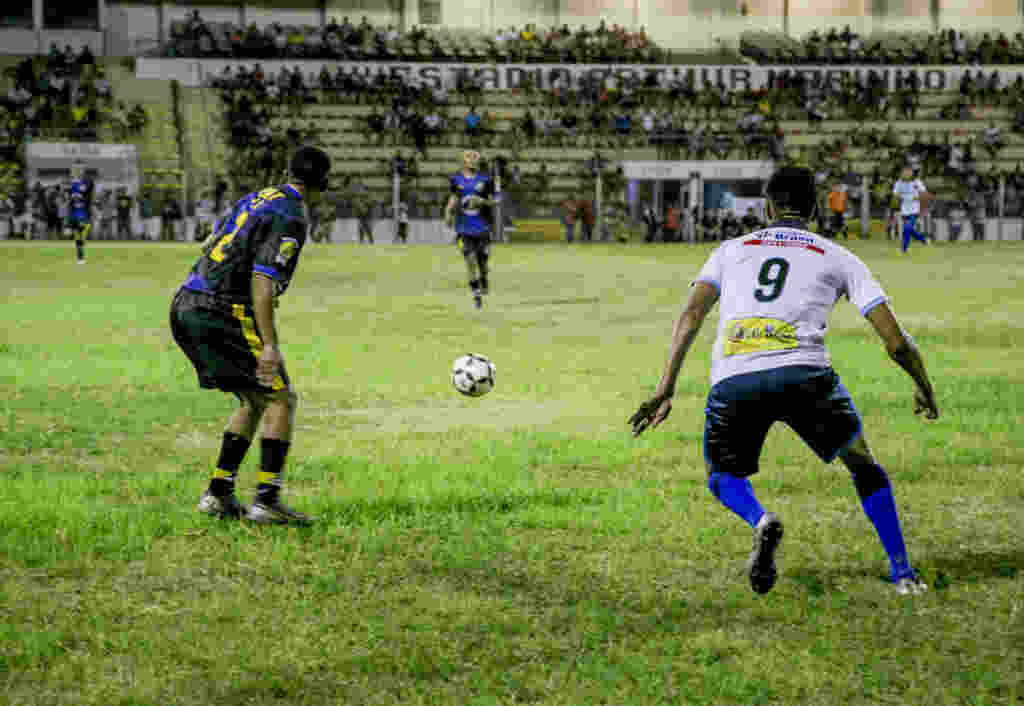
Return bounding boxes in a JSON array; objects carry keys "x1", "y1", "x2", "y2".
[{"x1": 3, "y1": 0, "x2": 1024, "y2": 57}]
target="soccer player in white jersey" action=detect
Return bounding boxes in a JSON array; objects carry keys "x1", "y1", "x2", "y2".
[
  {"x1": 630, "y1": 166, "x2": 938, "y2": 596},
  {"x1": 892, "y1": 167, "x2": 930, "y2": 253}
]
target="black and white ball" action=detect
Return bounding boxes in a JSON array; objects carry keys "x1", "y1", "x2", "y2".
[{"x1": 452, "y1": 353, "x2": 496, "y2": 397}]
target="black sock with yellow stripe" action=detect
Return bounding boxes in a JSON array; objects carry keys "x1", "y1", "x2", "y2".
[
  {"x1": 256, "y1": 438, "x2": 290, "y2": 504},
  {"x1": 209, "y1": 432, "x2": 251, "y2": 497}
]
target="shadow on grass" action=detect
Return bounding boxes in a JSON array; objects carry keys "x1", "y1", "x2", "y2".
[
  {"x1": 787, "y1": 548, "x2": 1023, "y2": 595},
  {"x1": 321, "y1": 488, "x2": 605, "y2": 526}
]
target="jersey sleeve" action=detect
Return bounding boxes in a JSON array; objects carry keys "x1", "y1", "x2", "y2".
[
  {"x1": 252, "y1": 211, "x2": 306, "y2": 291},
  {"x1": 840, "y1": 250, "x2": 888, "y2": 316},
  {"x1": 693, "y1": 243, "x2": 726, "y2": 292}
]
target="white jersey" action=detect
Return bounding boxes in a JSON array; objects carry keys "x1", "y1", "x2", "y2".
[
  {"x1": 694, "y1": 225, "x2": 888, "y2": 387},
  {"x1": 893, "y1": 178, "x2": 927, "y2": 216}
]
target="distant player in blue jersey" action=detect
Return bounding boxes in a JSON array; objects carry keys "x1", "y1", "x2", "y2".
[
  {"x1": 630, "y1": 166, "x2": 938, "y2": 597},
  {"x1": 445, "y1": 150, "x2": 500, "y2": 309},
  {"x1": 65, "y1": 163, "x2": 93, "y2": 263},
  {"x1": 169, "y1": 146, "x2": 331, "y2": 526}
]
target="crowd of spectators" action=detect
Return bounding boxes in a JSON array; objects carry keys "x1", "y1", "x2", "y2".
[
  {"x1": 1, "y1": 47, "x2": 149, "y2": 146},
  {"x1": 743, "y1": 27, "x2": 1024, "y2": 65},
  {"x1": 183, "y1": 20, "x2": 1024, "y2": 236},
  {"x1": 166, "y1": 10, "x2": 663, "y2": 64}
]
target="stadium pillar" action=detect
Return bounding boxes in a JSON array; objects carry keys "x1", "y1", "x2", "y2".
[
  {"x1": 156, "y1": 2, "x2": 166, "y2": 46},
  {"x1": 33, "y1": 0, "x2": 42, "y2": 52},
  {"x1": 692, "y1": 172, "x2": 703, "y2": 232},
  {"x1": 494, "y1": 166, "x2": 503, "y2": 243},
  {"x1": 998, "y1": 175, "x2": 1006, "y2": 241},
  {"x1": 861, "y1": 175, "x2": 869, "y2": 240},
  {"x1": 595, "y1": 167, "x2": 603, "y2": 244},
  {"x1": 392, "y1": 170, "x2": 400, "y2": 244}
]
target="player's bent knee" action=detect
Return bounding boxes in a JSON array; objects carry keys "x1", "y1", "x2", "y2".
[
  {"x1": 850, "y1": 463, "x2": 890, "y2": 500},
  {"x1": 838, "y1": 433, "x2": 875, "y2": 470}
]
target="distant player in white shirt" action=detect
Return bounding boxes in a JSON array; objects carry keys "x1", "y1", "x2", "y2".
[
  {"x1": 630, "y1": 167, "x2": 938, "y2": 597},
  {"x1": 892, "y1": 167, "x2": 930, "y2": 253}
]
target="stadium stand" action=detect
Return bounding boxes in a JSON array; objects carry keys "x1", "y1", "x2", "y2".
[
  {"x1": 4, "y1": 10, "x2": 1024, "y2": 241},
  {"x1": 173, "y1": 44, "x2": 1024, "y2": 236},
  {"x1": 741, "y1": 27, "x2": 1024, "y2": 65},
  {"x1": 157, "y1": 11, "x2": 665, "y2": 64}
]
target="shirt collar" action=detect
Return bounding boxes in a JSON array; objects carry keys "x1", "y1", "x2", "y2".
[
  {"x1": 768, "y1": 217, "x2": 808, "y2": 229},
  {"x1": 280, "y1": 183, "x2": 303, "y2": 201}
]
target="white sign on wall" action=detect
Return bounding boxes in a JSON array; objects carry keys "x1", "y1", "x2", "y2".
[{"x1": 621, "y1": 160, "x2": 776, "y2": 181}]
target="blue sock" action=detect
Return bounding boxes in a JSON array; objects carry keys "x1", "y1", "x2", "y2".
[
  {"x1": 708, "y1": 471, "x2": 765, "y2": 528},
  {"x1": 901, "y1": 224, "x2": 912, "y2": 252},
  {"x1": 855, "y1": 466, "x2": 913, "y2": 581}
]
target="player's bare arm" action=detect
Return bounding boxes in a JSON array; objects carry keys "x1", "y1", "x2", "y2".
[
  {"x1": 865, "y1": 302, "x2": 938, "y2": 419},
  {"x1": 630, "y1": 281, "x2": 719, "y2": 436},
  {"x1": 252, "y1": 272, "x2": 281, "y2": 387}
]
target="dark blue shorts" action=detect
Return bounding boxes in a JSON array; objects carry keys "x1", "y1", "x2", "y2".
[
  {"x1": 458, "y1": 232, "x2": 491, "y2": 259},
  {"x1": 704, "y1": 365, "x2": 861, "y2": 478}
]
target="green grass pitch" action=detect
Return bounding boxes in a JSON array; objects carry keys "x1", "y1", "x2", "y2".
[{"x1": 1, "y1": 239, "x2": 1022, "y2": 705}]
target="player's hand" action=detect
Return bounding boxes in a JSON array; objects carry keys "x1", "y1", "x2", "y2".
[
  {"x1": 257, "y1": 345, "x2": 282, "y2": 387},
  {"x1": 629, "y1": 393, "x2": 672, "y2": 437},
  {"x1": 913, "y1": 388, "x2": 939, "y2": 420}
]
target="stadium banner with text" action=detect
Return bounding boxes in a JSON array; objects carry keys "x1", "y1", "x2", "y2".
[{"x1": 137, "y1": 58, "x2": 1024, "y2": 91}]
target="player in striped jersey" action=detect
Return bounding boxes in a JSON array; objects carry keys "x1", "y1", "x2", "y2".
[
  {"x1": 630, "y1": 166, "x2": 938, "y2": 596},
  {"x1": 445, "y1": 150, "x2": 499, "y2": 309},
  {"x1": 65, "y1": 163, "x2": 93, "y2": 263}
]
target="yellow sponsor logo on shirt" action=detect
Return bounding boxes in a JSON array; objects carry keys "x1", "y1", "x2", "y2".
[
  {"x1": 275, "y1": 238, "x2": 298, "y2": 266},
  {"x1": 723, "y1": 317, "x2": 798, "y2": 357}
]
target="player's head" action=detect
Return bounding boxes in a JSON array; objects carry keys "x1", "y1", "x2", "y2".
[
  {"x1": 901, "y1": 166, "x2": 912, "y2": 180},
  {"x1": 289, "y1": 146, "x2": 331, "y2": 203},
  {"x1": 764, "y1": 166, "x2": 817, "y2": 221},
  {"x1": 462, "y1": 150, "x2": 481, "y2": 172}
]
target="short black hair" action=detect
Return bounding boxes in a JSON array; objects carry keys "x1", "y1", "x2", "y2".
[
  {"x1": 764, "y1": 166, "x2": 817, "y2": 219},
  {"x1": 289, "y1": 146, "x2": 331, "y2": 191}
]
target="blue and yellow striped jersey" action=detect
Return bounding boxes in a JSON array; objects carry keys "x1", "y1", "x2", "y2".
[
  {"x1": 450, "y1": 171, "x2": 493, "y2": 236},
  {"x1": 183, "y1": 184, "x2": 307, "y2": 303}
]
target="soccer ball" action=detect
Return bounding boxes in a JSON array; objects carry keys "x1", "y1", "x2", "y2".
[{"x1": 451, "y1": 353, "x2": 496, "y2": 397}]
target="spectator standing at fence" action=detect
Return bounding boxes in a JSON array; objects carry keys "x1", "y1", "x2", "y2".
[
  {"x1": 580, "y1": 198, "x2": 595, "y2": 242},
  {"x1": 642, "y1": 202, "x2": 660, "y2": 242},
  {"x1": 560, "y1": 195, "x2": 579, "y2": 243},
  {"x1": 99, "y1": 188, "x2": 117, "y2": 240},
  {"x1": 355, "y1": 193, "x2": 374, "y2": 244},
  {"x1": 664, "y1": 202, "x2": 681, "y2": 242},
  {"x1": 968, "y1": 190, "x2": 987, "y2": 241},
  {"x1": 827, "y1": 182, "x2": 849, "y2": 239},
  {"x1": 139, "y1": 190, "x2": 157, "y2": 240},
  {"x1": 116, "y1": 187, "x2": 133, "y2": 240},
  {"x1": 395, "y1": 200, "x2": 409, "y2": 244},
  {"x1": 161, "y1": 196, "x2": 183, "y2": 242}
]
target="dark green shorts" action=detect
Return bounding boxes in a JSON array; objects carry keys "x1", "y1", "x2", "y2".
[{"x1": 170, "y1": 289, "x2": 290, "y2": 393}]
